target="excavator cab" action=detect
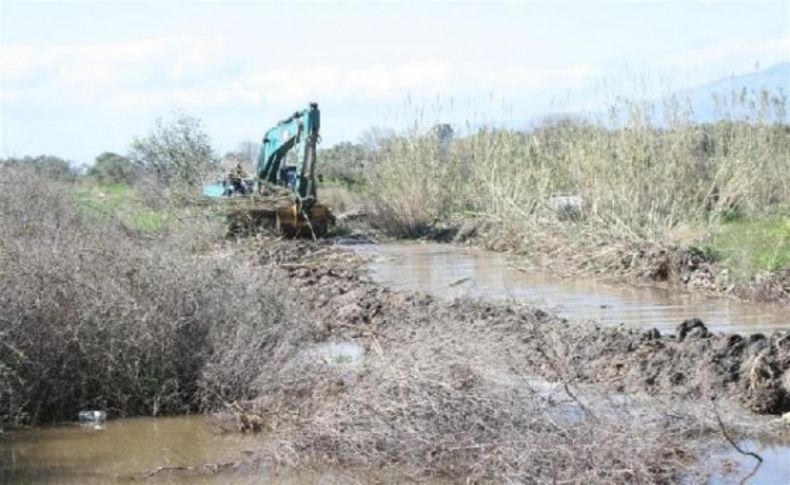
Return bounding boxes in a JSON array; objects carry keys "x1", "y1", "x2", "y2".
[{"x1": 279, "y1": 166, "x2": 298, "y2": 191}]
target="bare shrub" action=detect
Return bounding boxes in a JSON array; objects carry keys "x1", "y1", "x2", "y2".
[
  {"x1": 0, "y1": 167, "x2": 292, "y2": 425},
  {"x1": 198, "y1": 265, "x2": 315, "y2": 410}
]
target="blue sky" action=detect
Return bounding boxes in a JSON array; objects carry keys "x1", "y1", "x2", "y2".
[{"x1": 1, "y1": 1, "x2": 788, "y2": 164}]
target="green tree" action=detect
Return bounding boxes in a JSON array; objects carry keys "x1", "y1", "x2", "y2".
[
  {"x1": 89, "y1": 152, "x2": 139, "y2": 185},
  {"x1": 129, "y1": 111, "x2": 217, "y2": 187},
  {"x1": 318, "y1": 141, "x2": 370, "y2": 183}
]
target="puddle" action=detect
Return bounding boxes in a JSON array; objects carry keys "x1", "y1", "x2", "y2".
[
  {"x1": 710, "y1": 438, "x2": 790, "y2": 485},
  {"x1": 301, "y1": 341, "x2": 366, "y2": 365},
  {"x1": 0, "y1": 416, "x2": 261, "y2": 483},
  {"x1": 0, "y1": 416, "x2": 388, "y2": 484},
  {"x1": 352, "y1": 242, "x2": 790, "y2": 334}
]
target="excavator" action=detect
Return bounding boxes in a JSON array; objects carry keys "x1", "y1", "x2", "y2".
[{"x1": 204, "y1": 103, "x2": 333, "y2": 238}]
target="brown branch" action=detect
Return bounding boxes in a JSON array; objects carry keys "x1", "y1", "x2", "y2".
[{"x1": 712, "y1": 398, "x2": 762, "y2": 485}]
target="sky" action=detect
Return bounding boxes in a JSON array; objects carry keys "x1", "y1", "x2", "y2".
[{"x1": 1, "y1": 0, "x2": 788, "y2": 164}]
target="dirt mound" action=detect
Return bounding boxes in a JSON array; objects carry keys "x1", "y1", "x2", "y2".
[{"x1": 271, "y1": 246, "x2": 790, "y2": 415}]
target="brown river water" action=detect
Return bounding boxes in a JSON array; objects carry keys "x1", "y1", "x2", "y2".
[
  {"x1": 1, "y1": 241, "x2": 788, "y2": 484},
  {"x1": 356, "y1": 242, "x2": 790, "y2": 335},
  {"x1": 0, "y1": 416, "x2": 378, "y2": 484}
]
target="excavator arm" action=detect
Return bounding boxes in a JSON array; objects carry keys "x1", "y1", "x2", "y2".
[
  {"x1": 257, "y1": 102, "x2": 320, "y2": 208},
  {"x1": 203, "y1": 102, "x2": 331, "y2": 238},
  {"x1": 255, "y1": 102, "x2": 331, "y2": 237}
]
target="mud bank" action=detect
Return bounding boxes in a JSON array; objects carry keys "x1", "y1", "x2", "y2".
[
  {"x1": 7, "y1": 236, "x2": 788, "y2": 484},
  {"x1": 268, "y1": 240, "x2": 790, "y2": 415}
]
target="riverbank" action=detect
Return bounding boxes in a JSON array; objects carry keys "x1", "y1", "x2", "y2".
[
  {"x1": 321, "y1": 107, "x2": 789, "y2": 305},
  {"x1": 3, "y1": 170, "x2": 789, "y2": 483},
  {"x1": 3, "y1": 230, "x2": 789, "y2": 482},
  {"x1": 248, "y1": 237, "x2": 789, "y2": 416},
  {"x1": 427, "y1": 215, "x2": 790, "y2": 304}
]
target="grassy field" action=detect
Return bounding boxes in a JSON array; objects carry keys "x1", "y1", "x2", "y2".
[
  {"x1": 705, "y1": 213, "x2": 790, "y2": 277},
  {"x1": 73, "y1": 183, "x2": 173, "y2": 233}
]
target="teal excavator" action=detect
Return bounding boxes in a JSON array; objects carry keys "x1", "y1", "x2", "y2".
[{"x1": 204, "y1": 103, "x2": 333, "y2": 237}]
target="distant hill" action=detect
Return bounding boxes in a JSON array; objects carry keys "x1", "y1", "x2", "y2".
[
  {"x1": 670, "y1": 63, "x2": 789, "y2": 122},
  {"x1": 523, "y1": 64, "x2": 788, "y2": 129}
]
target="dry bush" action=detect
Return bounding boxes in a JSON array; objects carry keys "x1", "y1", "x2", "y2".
[
  {"x1": 198, "y1": 264, "x2": 316, "y2": 410},
  {"x1": 240, "y1": 320, "x2": 709, "y2": 483},
  {"x1": 319, "y1": 185, "x2": 365, "y2": 215},
  {"x1": 0, "y1": 167, "x2": 294, "y2": 426}
]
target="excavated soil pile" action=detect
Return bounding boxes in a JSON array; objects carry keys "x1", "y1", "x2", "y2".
[{"x1": 262, "y1": 240, "x2": 790, "y2": 415}]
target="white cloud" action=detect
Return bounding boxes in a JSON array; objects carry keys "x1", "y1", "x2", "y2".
[
  {"x1": 1, "y1": 35, "x2": 224, "y2": 92},
  {"x1": 3, "y1": 32, "x2": 603, "y2": 114},
  {"x1": 100, "y1": 60, "x2": 602, "y2": 115},
  {"x1": 471, "y1": 65, "x2": 603, "y2": 90},
  {"x1": 655, "y1": 34, "x2": 790, "y2": 71}
]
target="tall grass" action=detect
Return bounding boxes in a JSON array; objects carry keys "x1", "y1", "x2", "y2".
[{"x1": 366, "y1": 93, "x2": 789, "y2": 272}]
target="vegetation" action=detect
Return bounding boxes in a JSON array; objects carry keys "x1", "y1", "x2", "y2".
[
  {"x1": 0, "y1": 166, "x2": 726, "y2": 483},
  {"x1": 0, "y1": 166, "x2": 287, "y2": 425},
  {"x1": 72, "y1": 183, "x2": 173, "y2": 233},
  {"x1": 0, "y1": 101, "x2": 783, "y2": 480},
  {"x1": 88, "y1": 152, "x2": 140, "y2": 185},
  {"x1": 129, "y1": 110, "x2": 218, "y2": 187},
  {"x1": 318, "y1": 141, "x2": 371, "y2": 186},
  {"x1": 705, "y1": 213, "x2": 790, "y2": 278},
  {"x1": 346, "y1": 92, "x2": 790, "y2": 283},
  {"x1": 0, "y1": 155, "x2": 78, "y2": 182}
]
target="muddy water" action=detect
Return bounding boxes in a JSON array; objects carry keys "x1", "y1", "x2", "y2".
[
  {"x1": 3, "y1": 414, "x2": 787, "y2": 485},
  {"x1": 355, "y1": 242, "x2": 790, "y2": 335},
  {"x1": 0, "y1": 416, "x2": 259, "y2": 483},
  {"x1": 351, "y1": 242, "x2": 790, "y2": 482},
  {"x1": 0, "y1": 416, "x2": 371, "y2": 484}
]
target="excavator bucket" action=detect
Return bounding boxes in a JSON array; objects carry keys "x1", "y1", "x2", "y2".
[{"x1": 275, "y1": 203, "x2": 333, "y2": 239}]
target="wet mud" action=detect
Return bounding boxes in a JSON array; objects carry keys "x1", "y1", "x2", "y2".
[{"x1": 265, "y1": 238, "x2": 790, "y2": 415}]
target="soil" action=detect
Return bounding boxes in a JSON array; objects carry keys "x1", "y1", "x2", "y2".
[{"x1": 246, "y1": 236, "x2": 790, "y2": 416}]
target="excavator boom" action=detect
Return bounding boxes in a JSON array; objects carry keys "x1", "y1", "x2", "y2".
[
  {"x1": 204, "y1": 102, "x2": 332, "y2": 238},
  {"x1": 258, "y1": 103, "x2": 320, "y2": 208}
]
